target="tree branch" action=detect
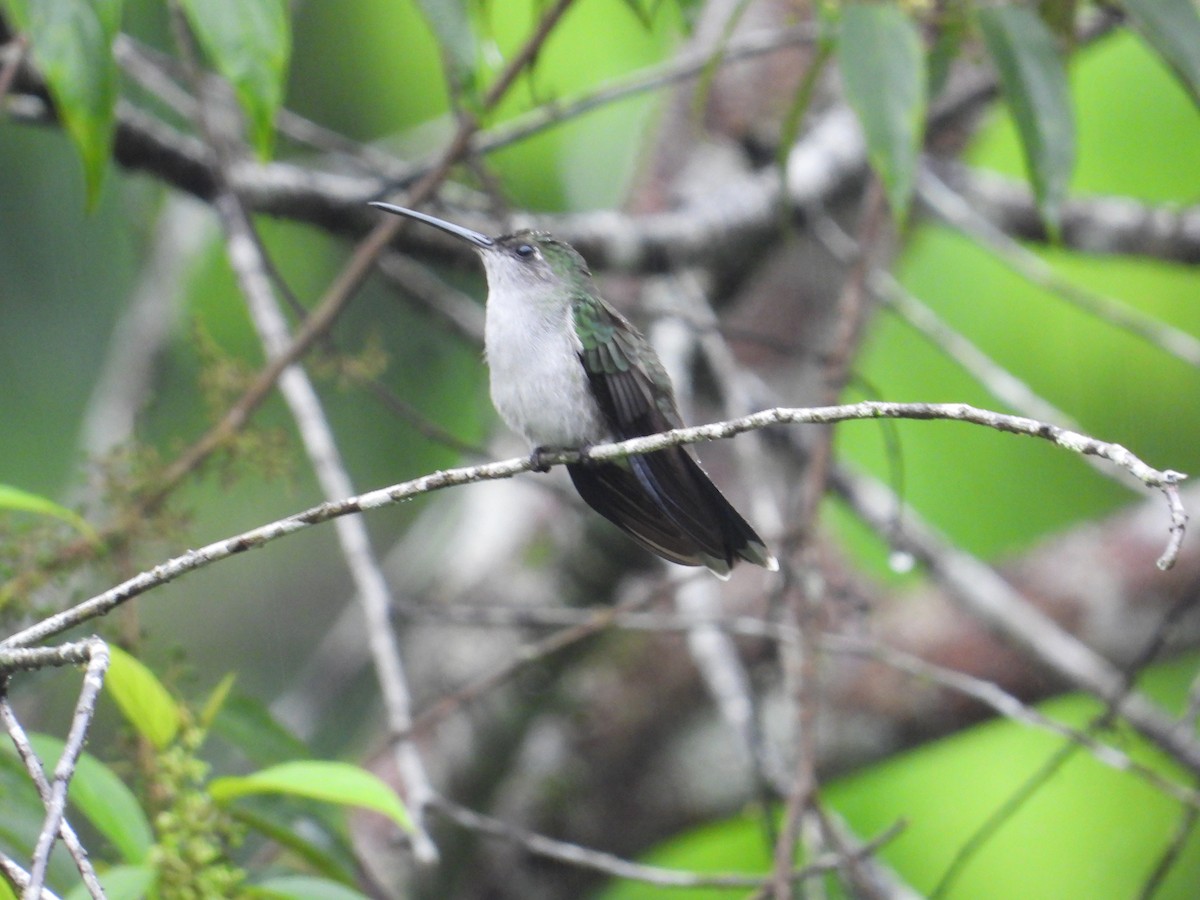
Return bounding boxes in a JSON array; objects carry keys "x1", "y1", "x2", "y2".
[
  {"x1": 3, "y1": 402, "x2": 1184, "y2": 651},
  {"x1": 930, "y1": 160, "x2": 1200, "y2": 265},
  {"x1": 430, "y1": 795, "x2": 904, "y2": 889}
]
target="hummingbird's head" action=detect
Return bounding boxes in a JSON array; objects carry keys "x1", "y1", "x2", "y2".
[
  {"x1": 368, "y1": 202, "x2": 593, "y2": 302},
  {"x1": 479, "y1": 231, "x2": 591, "y2": 298}
]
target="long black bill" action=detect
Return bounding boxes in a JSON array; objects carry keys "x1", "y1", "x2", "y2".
[{"x1": 369, "y1": 202, "x2": 494, "y2": 248}]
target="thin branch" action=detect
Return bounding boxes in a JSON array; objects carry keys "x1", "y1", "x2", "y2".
[
  {"x1": 212, "y1": 184, "x2": 443, "y2": 863},
  {"x1": 465, "y1": 23, "x2": 814, "y2": 162},
  {"x1": 387, "y1": 598, "x2": 1200, "y2": 809},
  {"x1": 919, "y1": 164, "x2": 1200, "y2": 367},
  {"x1": 834, "y1": 466, "x2": 1200, "y2": 776},
  {"x1": 0, "y1": 640, "x2": 108, "y2": 900},
  {"x1": 172, "y1": 0, "x2": 445, "y2": 862},
  {"x1": 3, "y1": 401, "x2": 1185, "y2": 650},
  {"x1": 404, "y1": 593, "x2": 643, "y2": 740},
  {"x1": 431, "y1": 795, "x2": 905, "y2": 889},
  {"x1": 0, "y1": 854, "x2": 60, "y2": 900},
  {"x1": 810, "y1": 208, "x2": 1081, "y2": 429},
  {"x1": 1140, "y1": 799, "x2": 1200, "y2": 899},
  {"x1": 826, "y1": 634, "x2": 1200, "y2": 809},
  {"x1": 0, "y1": 640, "x2": 102, "y2": 676},
  {"x1": 931, "y1": 160, "x2": 1200, "y2": 266},
  {"x1": 644, "y1": 274, "x2": 787, "y2": 787},
  {"x1": 25, "y1": 641, "x2": 108, "y2": 899}
]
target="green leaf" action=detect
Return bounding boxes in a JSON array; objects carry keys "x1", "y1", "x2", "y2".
[
  {"x1": 0, "y1": 0, "x2": 121, "y2": 204},
  {"x1": 249, "y1": 875, "x2": 370, "y2": 900},
  {"x1": 176, "y1": 0, "x2": 291, "y2": 158},
  {"x1": 230, "y1": 803, "x2": 359, "y2": 886},
  {"x1": 928, "y1": 5, "x2": 968, "y2": 100},
  {"x1": 0, "y1": 0, "x2": 27, "y2": 26},
  {"x1": 200, "y1": 672, "x2": 237, "y2": 729},
  {"x1": 412, "y1": 0, "x2": 478, "y2": 92},
  {"x1": 0, "y1": 483, "x2": 98, "y2": 544},
  {"x1": 1123, "y1": 0, "x2": 1200, "y2": 105},
  {"x1": 839, "y1": 4, "x2": 927, "y2": 223},
  {"x1": 776, "y1": 40, "x2": 833, "y2": 182},
  {"x1": 64, "y1": 864, "x2": 156, "y2": 900},
  {"x1": 0, "y1": 749, "x2": 54, "y2": 854},
  {"x1": 977, "y1": 5, "x2": 1075, "y2": 235},
  {"x1": 105, "y1": 645, "x2": 182, "y2": 750},
  {"x1": 211, "y1": 693, "x2": 311, "y2": 768},
  {"x1": 25, "y1": 734, "x2": 154, "y2": 865},
  {"x1": 1039, "y1": 0, "x2": 1079, "y2": 49},
  {"x1": 0, "y1": 875, "x2": 15, "y2": 900},
  {"x1": 210, "y1": 761, "x2": 413, "y2": 832}
]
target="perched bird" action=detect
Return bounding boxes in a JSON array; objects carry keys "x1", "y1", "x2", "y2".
[{"x1": 371, "y1": 202, "x2": 778, "y2": 578}]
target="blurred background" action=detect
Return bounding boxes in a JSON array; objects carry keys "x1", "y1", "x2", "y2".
[{"x1": 2, "y1": 1, "x2": 1200, "y2": 897}]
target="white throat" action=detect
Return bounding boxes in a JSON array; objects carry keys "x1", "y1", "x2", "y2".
[{"x1": 482, "y1": 278, "x2": 607, "y2": 449}]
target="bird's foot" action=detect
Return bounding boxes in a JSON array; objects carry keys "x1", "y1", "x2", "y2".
[
  {"x1": 574, "y1": 443, "x2": 599, "y2": 468},
  {"x1": 529, "y1": 446, "x2": 554, "y2": 473},
  {"x1": 530, "y1": 445, "x2": 596, "y2": 471}
]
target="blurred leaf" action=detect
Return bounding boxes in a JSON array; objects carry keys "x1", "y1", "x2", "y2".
[
  {"x1": 669, "y1": 0, "x2": 703, "y2": 32},
  {"x1": 200, "y1": 672, "x2": 237, "y2": 730},
  {"x1": 978, "y1": 5, "x2": 1075, "y2": 235},
  {"x1": 839, "y1": 4, "x2": 927, "y2": 222},
  {"x1": 0, "y1": 483, "x2": 98, "y2": 543},
  {"x1": 0, "y1": 877, "x2": 14, "y2": 900},
  {"x1": 64, "y1": 865, "x2": 156, "y2": 900},
  {"x1": 177, "y1": 0, "x2": 291, "y2": 158},
  {"x1": 0, "y1": 749, "x2": 51, "y2": 859},
  {"x1": 1123, "y1": 0, "x2": 1200, "y2": 105},
  {"x1": 0, "y1": 0, "x2": 121, "y2": 204},
  {"x1": 619, "y1": 0, "x2": 698, "y2": 31},
  {"x1": 691, "y1": 0, "x2": 755, "y2": 120},
  {"x1": 775, "y1": 40, "x2": 833, "y2": 180},
  {"x1": 617, "y1": 0, "x2": 653, "y2": 29},
  {"x1": 26, "y1": 734, "x2": 153, "y2": 865},
  {"x1": 1039, "y1": 0, "x2": 1078, "y2": 49},
  {"x1": 249, "y1": 875, "x2": 370, "y2": 899},
  {"x1": 230, "y1": 803, "x2": 358, "y2": 886},
  {"x1": 105, "y1": 644, "x2": 182, "y2": 750},
  {"x1": 210, "y1": 761, "x2": 413, "y2": 832},
  {"x1": 928, "y1": 5, "x2": 968, "y2": 99},
  {"x1": 413, "y1": 0, "x2": 477, "y2": 91},
  {"x1": 211, "y1": 693, "x2": 311, "y2": 768}
]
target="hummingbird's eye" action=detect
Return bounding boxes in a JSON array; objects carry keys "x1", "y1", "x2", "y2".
[{"x1": 515, "y1": 243, "x2": 536, "y2": 259}]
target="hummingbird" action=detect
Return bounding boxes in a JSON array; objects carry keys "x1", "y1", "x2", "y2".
[{"x1": 370, "y1": 202, "x2": 778, "y2": 579}]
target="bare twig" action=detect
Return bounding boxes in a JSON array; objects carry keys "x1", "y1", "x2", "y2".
[
  {"x1": 645, "y1": 277, "x2": 786, "y2": 787},
  {"x1": 432, "y1": 795, "x2": 905, "y2": 889},
  {"x1": 3, "y1": 402, "x2": 1185, "y2": 650},
  {"x1": 385, "y1": 598, "x2": 1200, "y2": 808},
  {"x1": 0, "y1": 853, "x2": 60, "y2": 900},
  {"x1": 405, "y1": 593, "x2": 646, "y2": 740},
  {"x1": 930, "y1": 160, "x2": 1200, "y2": 266},
  {"x1": 212, "y1": 182, "x2": 443, "y2": 863},
  {"x1": 834, "y1": 467, "x2": 1200, "y2": 775},
  {"x1": 810, "y1": 207, "x2": 1080, "y2": 429},
  {"x1": 24, "y1": 641, "x2": 108, "y2": 898},
  {"x1": 827, "y1": 634, "x2": 1200, "y2": 809},
  {"x1": 467, "y1": 23, "x2": 815, "y2": 162},
  {"x1": 1140, "y1": 800, "x2": 1200, "y2": 899},
  {"x1": 0, "y1": 639, "x2": 108, "y2": 900},
  {"x1": 171, "y1": 0, "x2": 444, "y2": 861},
  {"x1": 919, "y1": 165, "x2": 1200, "y2": 367}
]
